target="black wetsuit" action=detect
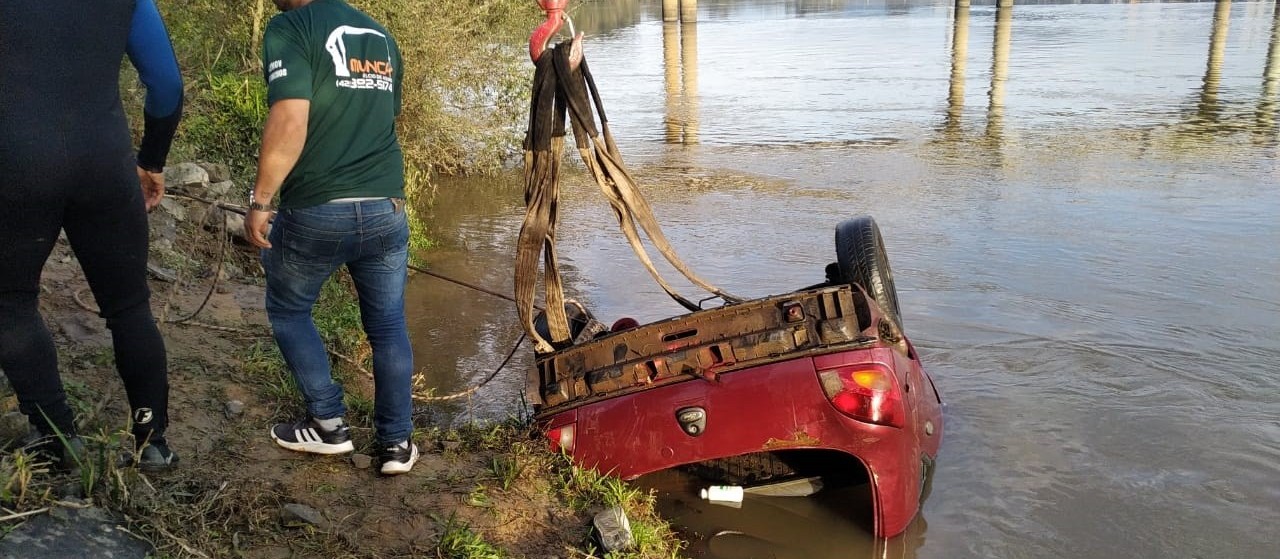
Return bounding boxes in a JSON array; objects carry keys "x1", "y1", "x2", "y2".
[{"x1": 0, "y1": 0, "x2": 183, "y2": 444}]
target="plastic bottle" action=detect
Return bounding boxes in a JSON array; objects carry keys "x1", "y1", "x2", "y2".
[{"x1": 700, "y1": 485, "x2": 744, "y2": 503}]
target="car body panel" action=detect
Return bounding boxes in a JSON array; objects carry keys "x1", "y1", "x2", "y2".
[{"x1": 530, "y1": 285, "x2": 943, "y2": 537}]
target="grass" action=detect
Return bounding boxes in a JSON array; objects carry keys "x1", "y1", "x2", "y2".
[
  {"x1": 434, "y1": 513, "x2": 506, "y2": 559},
  {"x1": 489, "y1": 454, "x2": 523, "y2": 492},
  {"x1": 16, "y1": 1, "x2": 695, "y2": 552},
  {"x1": 216, "y1": 270, "x2": 685, "y2": 556},
  {"x1": 0, "y1": 450, "x2": 45, "y2": 506},
  {"x1": 144, "y1": 0, "x2": 537, "y2": 188}
]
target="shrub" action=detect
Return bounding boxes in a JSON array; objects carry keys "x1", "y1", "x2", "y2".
[{"x1": 139, "y1": 0, "x2": 537, "y2": 189}]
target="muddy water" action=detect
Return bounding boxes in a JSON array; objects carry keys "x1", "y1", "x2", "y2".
[{"x1": 406, "y1": 1, "x2": 1280, "y2": 557}]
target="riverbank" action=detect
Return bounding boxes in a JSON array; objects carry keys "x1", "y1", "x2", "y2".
[{"x1": 0, "y1": 162, "x2": 682, "y2": 558}]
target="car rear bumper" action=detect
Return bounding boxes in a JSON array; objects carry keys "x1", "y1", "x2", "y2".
[{"x1": 537, "y1": 347, "x2": 939, "y2": 537}]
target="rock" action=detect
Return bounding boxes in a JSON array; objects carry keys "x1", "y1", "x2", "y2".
[
  {"x1": 0, "y1": 411, "x2": 30, "y2": 443},
  {"x1": 196, "y1": 206, "x2": 245, "y2": 234},
  {"x1": 280, "y1": 503, "x2": 329, "y2": 531},
  {"x1": 0, "y1": 506, "x2": 152, "y2": 559},
  {"x1": 47, "y1": 507, "x2": 71, "y2": 521},
  {"x1": 150, "y1": 212, "x2": 179, "y2": 246},
  {"x1": 592, "y1": 505, "x2": 633, "y2": 552},
  {"x1": 58, "y1": 481, "x2": 86, "y2": 500},
  {"x1": 350, "y1": 453, "x2": 373, "y2": 469},
  {"x1": 146, "y1": 262, "x2": 178, "y2": 283},
  {"x1": 222, "y1": 212, "x2": 247, "y2": 241},
  {"x1": 206, "y1": 180, "x2": 236, "y2": 200},
  {"x1": 224, "y1": 400, "x2": 245, "y2": 418},
  {"x1": 217, "y1": 263, "x2": 237, "y2": 282},
  {"x1": 165, "y1": 162, "x2": 209, "y2": 190},
  {"x1": 197, "y1": 161, "x2": 231, "y2": 183},
  {"x1": 157, "y1": 197, "x2": 187, "y2": 222},
  {"x1": 59, "y1": 315, "x2": 105, "y2": 345}
]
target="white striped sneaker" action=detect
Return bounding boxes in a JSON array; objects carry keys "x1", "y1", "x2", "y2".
[
  {"x1": 379, "y1": 440, "x2": 419, "y2": 475},
  {"x1": 270, "y1": 418, "x2": 355, "y2": 455}
]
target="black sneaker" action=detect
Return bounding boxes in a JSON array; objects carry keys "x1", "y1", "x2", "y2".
[
  {"x1": 24, "y1": 434, "x2": 85, "y2": 472},
  {"x1": 378, "y1": 440, "x2": 419, "y2": 475},
  {"x1": 271, "y1": 418, "x2": 354, "y2": 455},
  {"x1": 137, "y1": 442, "x2": 179, "y2": 472}
]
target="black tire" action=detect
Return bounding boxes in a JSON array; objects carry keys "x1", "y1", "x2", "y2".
[{"x1": 835, "y1": 216, "x2": 902, "y2": 326}]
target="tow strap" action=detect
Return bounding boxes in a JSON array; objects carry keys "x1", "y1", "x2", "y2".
[{"x1": 515, "y1": 42, "x2": 744, "y2": 354}]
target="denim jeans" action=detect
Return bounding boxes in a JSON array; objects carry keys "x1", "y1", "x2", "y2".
[{"x1": 262, "y1": 199, "x2": 413, "y2": 445}]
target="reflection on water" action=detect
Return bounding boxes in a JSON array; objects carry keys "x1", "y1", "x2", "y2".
[
  {"x1": 944, "y1": 4, "x2": 969, "y2": 135},
  {"x1": 408, "y1": 1, "x2": 1280, "y2": 558},
  {"x1": 681, "y1": 23, "x2": 701, "y2": 143},
  {"x1": 635, "y1": 468, "x2": 928, "y2": 558},
  {"x1": 1198, "y1": 0, "x2": 1233, "y2": 125},
  {"x1": 986, "y1": 1, "x2": 1012, "y2": 142},
  {"x1": 1260, "y1": 1, "x2": 1280, "y2": 135},
  {"x1": 568, "y1": 0, "x2": 1280, "y2": 152}
]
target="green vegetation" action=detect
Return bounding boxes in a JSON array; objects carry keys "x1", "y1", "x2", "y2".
[
  {"x1": 3, "y1": 1, "x2": 695, "y2": 557},
  {"x1": 138, "y1": 0, "x2": 538, "y2": 190},
  {"x1": 434, "y1": 512, "x2": 507, "y2": 559}
]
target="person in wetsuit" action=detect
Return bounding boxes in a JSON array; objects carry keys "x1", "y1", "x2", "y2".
[{"x1": 0, "y1": 0, "x2": 184, "y2": 471}]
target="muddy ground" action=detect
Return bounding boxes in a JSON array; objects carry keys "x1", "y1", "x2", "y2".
[{"x1": 0, "y1": 168, "x2": 677, "y2": 558}]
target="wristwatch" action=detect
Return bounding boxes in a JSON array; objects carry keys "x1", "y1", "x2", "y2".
[{"x1": 248, "y1": 192, "x2": 274, "y2": 212}]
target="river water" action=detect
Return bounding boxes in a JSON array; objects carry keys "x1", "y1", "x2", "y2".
[{"x1": 405, "y1": 1, "x2": 1279, "y2": 557}]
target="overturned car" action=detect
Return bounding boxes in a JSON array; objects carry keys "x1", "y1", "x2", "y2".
[{"x1": 526, "y1": 216, "x2": 943, "y2": 538}]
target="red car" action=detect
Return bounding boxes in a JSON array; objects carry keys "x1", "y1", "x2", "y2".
[{"x1": 527, "y1": 216, "x2": 943, "y2": 538}]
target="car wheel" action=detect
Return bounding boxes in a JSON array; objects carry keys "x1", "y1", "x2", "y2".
[{"x1": 835, "y1": 216, "x2": 902, "y2": 326}]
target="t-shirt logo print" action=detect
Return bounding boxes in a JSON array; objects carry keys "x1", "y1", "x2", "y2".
[{"x1": 325, "y1": 25, "x2": 394, "y2": 92}]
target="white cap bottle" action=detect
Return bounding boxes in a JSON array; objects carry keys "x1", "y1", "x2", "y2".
[{"x1": 700, "y1": 485, "x2": 744, "y2": 503}]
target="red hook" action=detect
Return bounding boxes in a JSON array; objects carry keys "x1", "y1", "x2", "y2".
[{"x1": 530, "y1": 0, "x2": 571, "y2": 63}]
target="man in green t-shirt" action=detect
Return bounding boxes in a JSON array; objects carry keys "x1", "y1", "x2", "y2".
[{"x1": 245, "y1": 0, "x2": 418, "y2": 475}]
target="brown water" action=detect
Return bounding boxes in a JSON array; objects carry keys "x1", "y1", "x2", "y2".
[{"x1": 406, "y1": 1, "x2": 1280, "y2": 557}]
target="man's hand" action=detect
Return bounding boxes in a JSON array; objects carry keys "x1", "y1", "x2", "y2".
[
  {"x1": 137, "y1": 166, "x2": 165, "y2": 211},
  {"x1": 245, "y1": 208, "x2": 273, "y2": 249},
  {"x1": 246, "y1": 98, "x2": 308, "y2": 249}
]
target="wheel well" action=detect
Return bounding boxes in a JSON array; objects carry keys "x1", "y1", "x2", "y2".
[{"x1": 678, "y1": 449, "x2": 870, "y2": 488}]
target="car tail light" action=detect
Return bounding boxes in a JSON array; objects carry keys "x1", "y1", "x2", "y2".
[
  {"x1": 817, "y1": 364, "x2": 904, "y2": 427},
  {"x1": 546, "y1": 423, "x2": 576, "y2": 453}
]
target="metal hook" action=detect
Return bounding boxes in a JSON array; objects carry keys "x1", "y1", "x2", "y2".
[{"x1": 530, "y1": 0, "x2": 580, "y2": 63}]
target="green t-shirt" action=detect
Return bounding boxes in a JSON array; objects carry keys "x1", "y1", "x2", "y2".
[{"x1": 262, "y1": 0, "x2": 404, "y2": 209}]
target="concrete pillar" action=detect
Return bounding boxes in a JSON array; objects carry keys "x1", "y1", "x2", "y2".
[
  {"x1": 681, "y1": 0, "x2": 698, "y2": 23},
  {"x1": 680, "y1": 22, "x2": 700, "y2": 144},
  {"x1": 663, "y1": 0, "x2": 679, "y2": 23},
  {"x1": 986, "y1": 2, "x2": 1012, "y2": 141},
  {"x1": 955, "y1": 0, "x2": 970, "y2": 7},
  {"x1": 946, "y1": 5, "x2": 971, "y2": 133}
]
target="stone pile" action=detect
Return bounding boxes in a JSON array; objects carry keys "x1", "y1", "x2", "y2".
[{"x1": 150, "y1": 161, "x2": 250, "y2": 281}]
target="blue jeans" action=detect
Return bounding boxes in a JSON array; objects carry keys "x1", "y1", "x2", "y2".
[{"x1": 262, "y1": 199, "x2": 413, "y2": 445}]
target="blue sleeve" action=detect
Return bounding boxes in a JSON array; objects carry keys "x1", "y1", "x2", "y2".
[
  {"x1": 126, "y1": 0, "x2": 182, "y2": 118},
  {"x1": 126, "y1": 0, "x2": 184, "y2": 171}
]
